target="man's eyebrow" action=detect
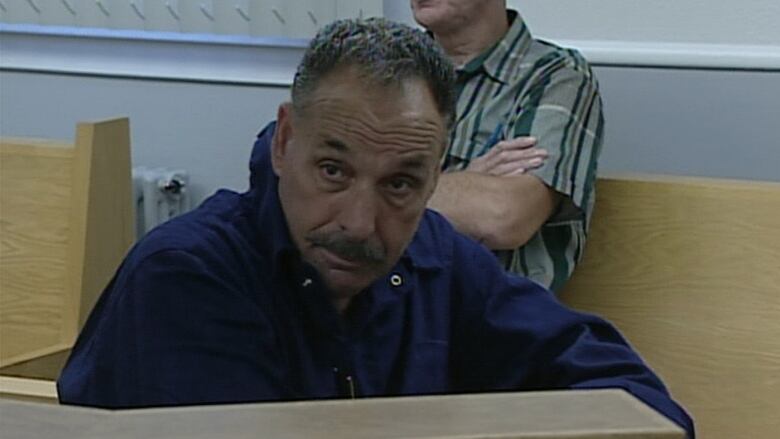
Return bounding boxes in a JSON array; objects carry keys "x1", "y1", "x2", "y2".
[{"x1": 400, "y1": 157, "x2": 431, "y2": 170}]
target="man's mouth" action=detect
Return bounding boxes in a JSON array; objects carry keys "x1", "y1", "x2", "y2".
[{"x1": 317, "y1": 246, "x2": 363, "y2": 271}]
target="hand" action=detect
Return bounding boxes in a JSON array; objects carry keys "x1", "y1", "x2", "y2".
[{"x1": 466, "y1": 136, "x2": 548, "y2": 176}]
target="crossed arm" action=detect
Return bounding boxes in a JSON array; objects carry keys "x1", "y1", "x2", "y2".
[{"x1": 428, "y1": 137, "x2": 559, "y2": 250}]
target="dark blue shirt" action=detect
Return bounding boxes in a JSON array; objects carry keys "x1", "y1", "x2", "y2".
[{"x1": 58, "y1": 123, "x2": 693, "y2": 437}]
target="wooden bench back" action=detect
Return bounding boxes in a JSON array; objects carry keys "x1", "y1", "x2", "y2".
[{"x1": 560, "y1": 175, "x2": 780, "y2": 439}]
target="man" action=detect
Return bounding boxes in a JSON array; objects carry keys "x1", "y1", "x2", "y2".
[
  {"x1": 412, "y1": 0, "x2": 604, "y2": 292},
  {"x1": 58, "y1": 19, "x2": 692, "y2": 437}
]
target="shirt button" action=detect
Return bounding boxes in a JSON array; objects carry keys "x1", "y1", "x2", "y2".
[
  {"x1": 390, "y1": 274, "x2": 403, "y2": 287},
  {"x1": 301, "y1": 278, "x2": 313, "y2": 287}
]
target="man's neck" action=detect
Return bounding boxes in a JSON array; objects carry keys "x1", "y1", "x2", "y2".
[
  {"x1": 333, "y1": 297, "x2": 351, "y2": 315},
  {"x1": 432, "y1": 9, "x2": 509, "y2": 68}
]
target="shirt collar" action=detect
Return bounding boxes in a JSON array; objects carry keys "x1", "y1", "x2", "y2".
[
  {"x1": 460, "y1": 10, "x2": 533, "y2": 85},
  {"x1": 247, "y1": 122, "x2": 444, "y2": 276}
]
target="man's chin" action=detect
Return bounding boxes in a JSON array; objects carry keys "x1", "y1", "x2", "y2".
[{"x1": 320, "y1": 267, "x2": 372, "y2": 299}]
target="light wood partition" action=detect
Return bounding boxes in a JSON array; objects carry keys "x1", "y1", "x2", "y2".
[
  {"x1": 0, "y1": 376, "x2": 58, "y2": 404},
  {"x1": 560, "y1": 174, "x2": 780, "y2": 439},
  {"x1": 0, "y1": 389, "x2": 685, "y2": 439},
  {"x1": 0, "y1": 118, "x2": 134, "y2": 375}
]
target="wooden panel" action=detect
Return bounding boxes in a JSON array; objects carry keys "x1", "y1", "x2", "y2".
[
  {"x1": 0, "y1": 140, "x2": 74, "y2": 366},
  {"x1": 560, "y1": 175, "x2": 780, "y2": 439},
  {"x1": 0, "y1": 389, "x2": 684, "y2": 439},
  {"x1": 70, "y1": 118, "x2": 135, "y2": 330},
  {"x1": 0, "y1": 348, "x2": 71, "y2": 381},
  {"x1": 0, "y1": 118, "x2": 133, "y2": 373},
  {"x1": 0, "y1": 376, "x2": 58, "y2": 403}
]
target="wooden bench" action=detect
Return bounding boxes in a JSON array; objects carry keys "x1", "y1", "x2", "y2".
[
  {"x1": 560, "y1": 174, "x2": 780, "y2": 439},
  {"x1": 0, "y1": 118, "x2": 134, "y2": 393}
]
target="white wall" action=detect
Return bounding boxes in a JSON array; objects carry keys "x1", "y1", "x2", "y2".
[
  {"x1": 508, "y1": 0, "x2": 780, "y2": 46},
  {"x1": 592, "y1": 66, "x2": 780, "y2": 181},
  {"x1": 388, "y1": 0, "x2": 780, "y2": 69},
  {"x1": 383, "y1": 1, "x2": 416, "y2": 24},
  {"x1": 388, "y1": 0, "x2": 780, "y2": 47},
  {"x1": 0, "y1": 71, "x2": 289, "y2": 202}
]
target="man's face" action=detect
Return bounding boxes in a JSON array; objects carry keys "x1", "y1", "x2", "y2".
[
  {"x1": 410, "y1": 0, "x2": 488, "y2": 32},
  {"x1": 271, "y1": 67, "x2": 446, "y2": 309}
]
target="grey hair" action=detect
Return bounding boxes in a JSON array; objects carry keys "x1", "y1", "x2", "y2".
[{"x1": 292, "y1": 18, "x2": 456, "y2": 127}]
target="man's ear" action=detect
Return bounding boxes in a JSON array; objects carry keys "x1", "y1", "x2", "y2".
[{"x1": 271, "y1": 102, "x2": 294, "y2": 177}]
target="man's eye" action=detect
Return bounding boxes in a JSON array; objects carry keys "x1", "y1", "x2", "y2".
[
  {"x1": 319, "y1": 163, "x2": 346, "y2": 181},
  {"x1": 387, "y1": 178, "x2": 415, "y2": 195}
]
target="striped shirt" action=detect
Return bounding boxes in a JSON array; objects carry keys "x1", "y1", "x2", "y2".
[{"x1": 442, "y1": 10, "x2": 605, "y2": 292}]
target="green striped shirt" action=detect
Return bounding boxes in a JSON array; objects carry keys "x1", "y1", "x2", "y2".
[{"x1": 443, "y1": 10, "x2": 605, "y2": 292}]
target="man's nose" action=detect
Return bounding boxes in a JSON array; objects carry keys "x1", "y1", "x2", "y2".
[{"x1": 336, "y1": 186, "x2": 378, "y2": 240}]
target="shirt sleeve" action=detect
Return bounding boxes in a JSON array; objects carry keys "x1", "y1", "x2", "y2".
[
  {"x1": 513, "y1": 52, "x2": 604, "y2": 222},
  {"x1": 451, "y1": 237, "x2": 695, "y2": 438},
  {"x1": 58, "y1": 249, "x2": 289, "y2": 408}
]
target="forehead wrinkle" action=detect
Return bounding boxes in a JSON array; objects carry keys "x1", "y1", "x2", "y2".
[{"x1": 315, "y1": 105, "x2": 444, "y2": 154}]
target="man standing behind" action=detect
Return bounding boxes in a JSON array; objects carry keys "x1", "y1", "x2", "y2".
[{"x1": 413, "y1": 0, "x2": 604, "y2": 292}]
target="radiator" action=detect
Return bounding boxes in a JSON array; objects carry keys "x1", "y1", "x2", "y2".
[{"x1": 132, "y1": 167, "x2": 191, "y2": 238}]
